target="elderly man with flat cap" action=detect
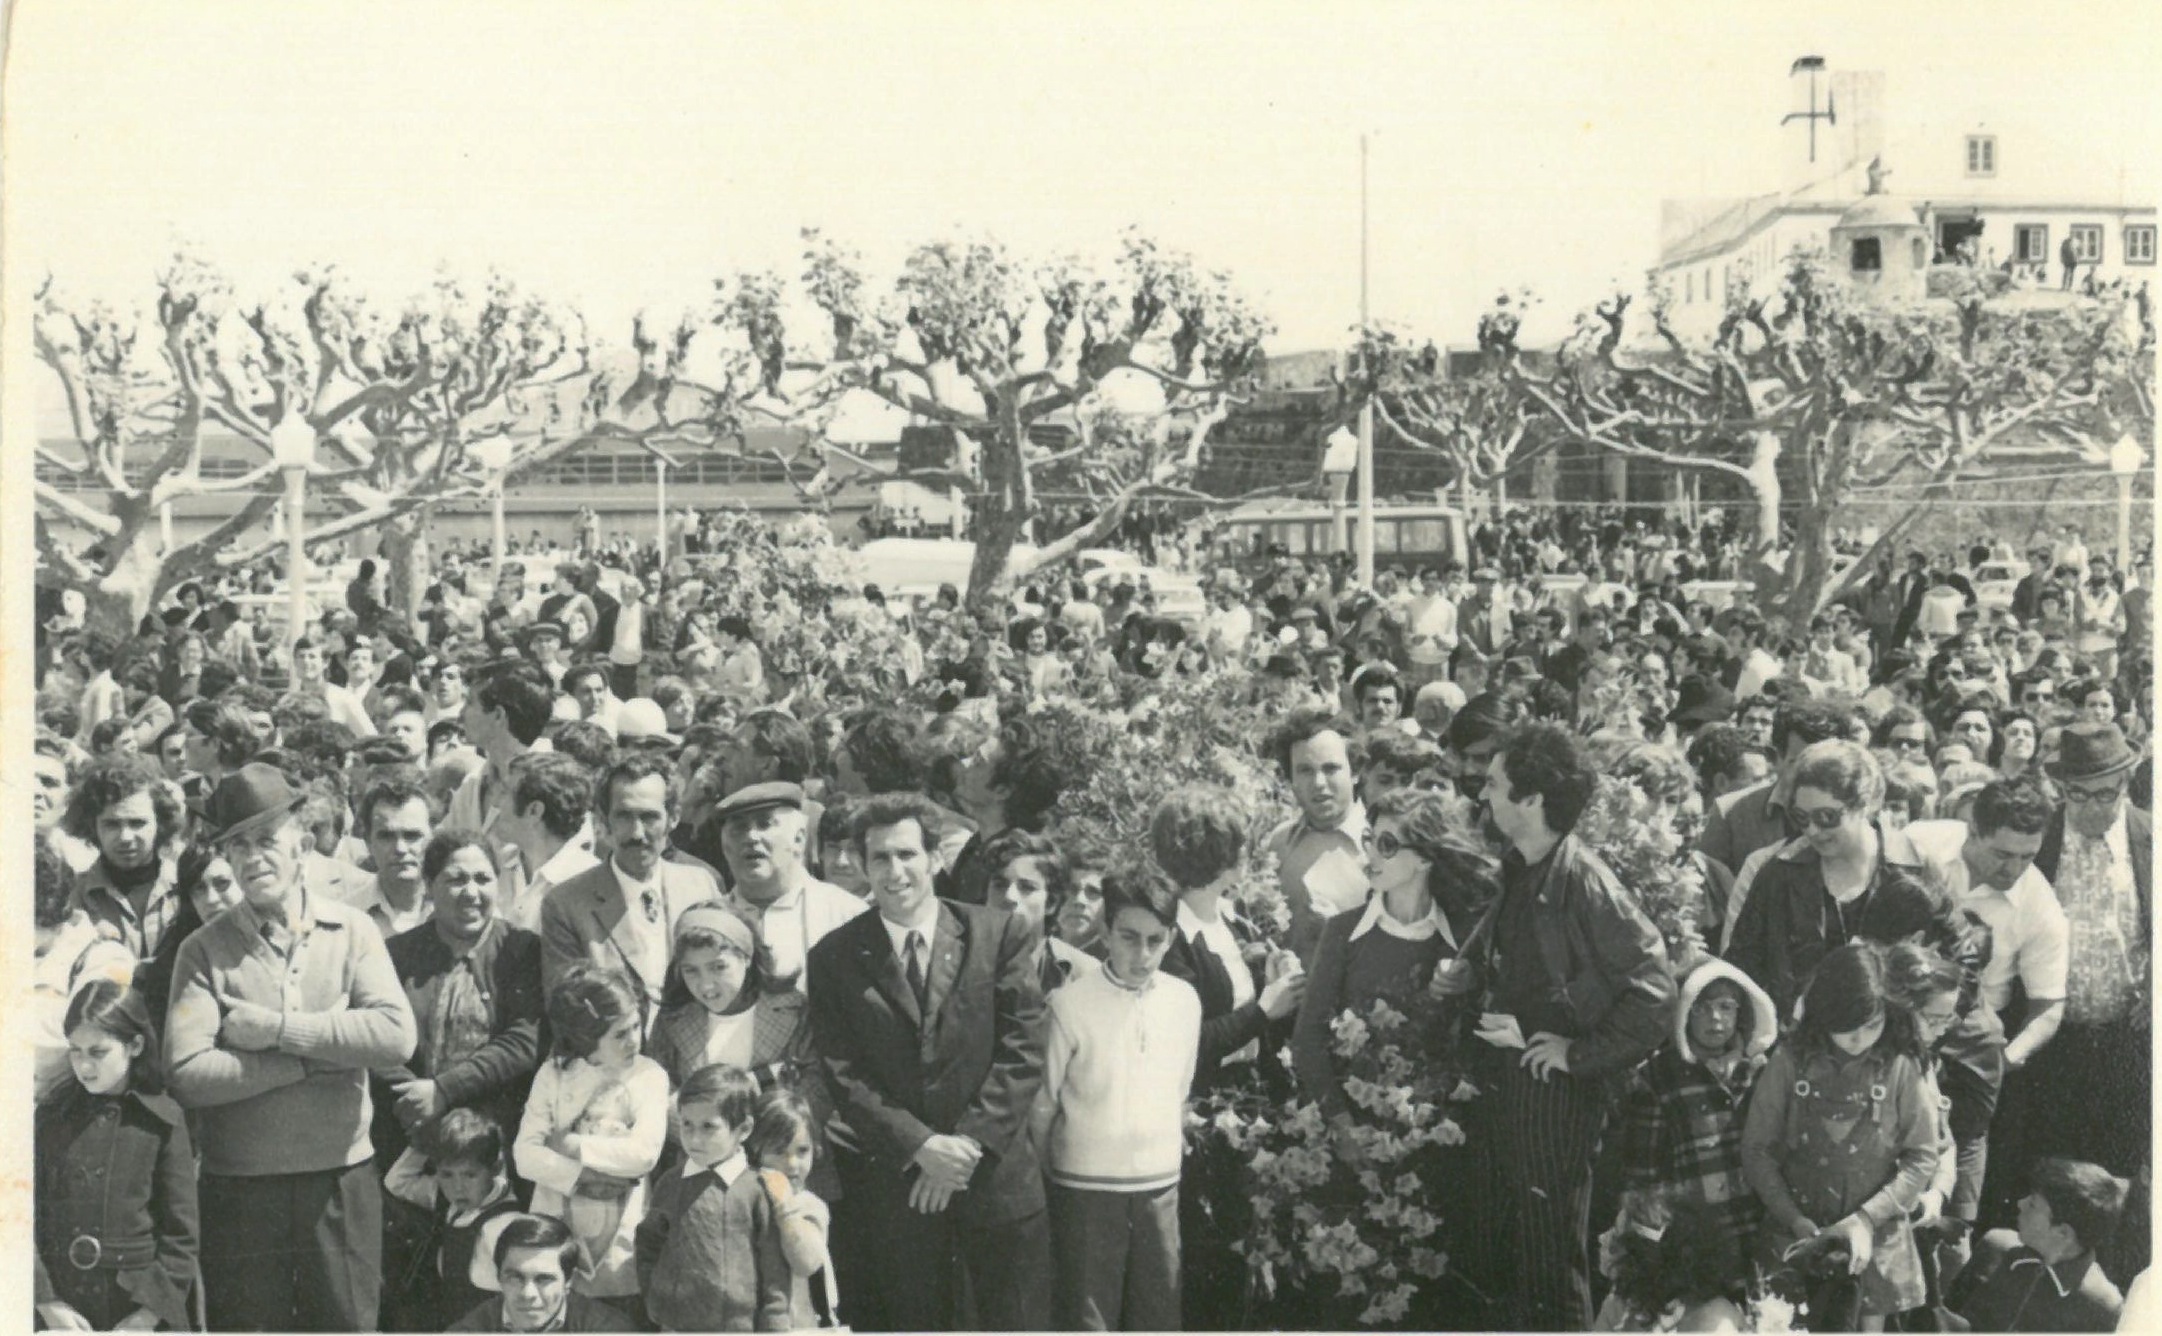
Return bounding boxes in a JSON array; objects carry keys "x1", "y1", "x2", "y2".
[
  {"x1": 715, "y1": 780, "x2": 868, "y2": 989},
  {"x1": 165, "y1": 762, "x2": 419, "y2": 1330}
]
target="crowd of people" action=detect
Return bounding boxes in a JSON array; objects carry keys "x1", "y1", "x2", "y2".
[{"x1": 28, "y1": 500, "x2": 2157, "y2": 1333}]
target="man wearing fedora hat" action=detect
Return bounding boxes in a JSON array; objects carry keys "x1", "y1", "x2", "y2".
[
  {"x1": 165, "y1": 762, "x2": 419, "y2": 1330},
  {"x1": 2005, "y1": 724, "x2": 2154, "y2": 1259}
]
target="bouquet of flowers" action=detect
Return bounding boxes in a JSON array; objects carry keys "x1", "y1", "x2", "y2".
[{"x1": 1192, "y1": 983, "x2": 1484, "y2": 1327}]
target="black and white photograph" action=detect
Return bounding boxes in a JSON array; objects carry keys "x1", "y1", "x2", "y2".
[{"x1": 8, "y1": 2, "x2": 2158, "y2": 1331}]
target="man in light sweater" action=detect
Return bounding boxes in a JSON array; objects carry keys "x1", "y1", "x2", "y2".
[
  {"x1": 165, "y1": 763, "x2": 418, "y2": 1330},
  {"x1": 1041, "y1": 862, "x2": 1202, "y2": 1332}
]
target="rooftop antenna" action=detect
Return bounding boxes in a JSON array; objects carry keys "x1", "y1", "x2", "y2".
[{"x1": 1782, "y1": 56, "x2": 1837, "y2": 164}]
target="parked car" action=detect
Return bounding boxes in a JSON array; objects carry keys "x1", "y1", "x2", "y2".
[{"x1": 1972, "y1": 560, "x2": 2029, "y2": 611}]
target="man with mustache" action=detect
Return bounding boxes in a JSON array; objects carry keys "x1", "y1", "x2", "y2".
[{"x1": 538, "y1": 752, "x2": 720, "y2": 1035}]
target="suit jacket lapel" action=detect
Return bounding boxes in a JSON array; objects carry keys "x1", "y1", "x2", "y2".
[
  {"x1": 862, "y1": 920, "x2": 923, "y2": 1029},
  {"x1": 594, "y1": 866, "x2": 654, "y2": 989},
  {"x1": 922, "y1": 905, "x2": 967, "y2": 1026}
]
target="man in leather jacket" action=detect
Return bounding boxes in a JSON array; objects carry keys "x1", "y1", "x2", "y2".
[{"x1": 1473, "y1": 722, "x2": 1676, "y2": 1330}]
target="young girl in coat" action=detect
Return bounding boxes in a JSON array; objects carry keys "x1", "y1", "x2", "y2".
[
  {"x1": 515, "y1": 966, "x2": 670, "y2": 1309},
  {"x1": 747, "y1": 1087, "x2": 838, "y2": 1330},
  {"x1": 34, "y1": 981, "x2": 199, "y2": 1333},
  {"x1": 1741, "y1": 940, "x2": 1944, "y2": 1330}
]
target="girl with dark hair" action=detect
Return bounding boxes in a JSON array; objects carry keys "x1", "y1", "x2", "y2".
[
  {"x1": 647, "y1": 906, "x2": 814, "y2": 1122},
  {"x1": 35, "y1": 982, "x2": 199, "y2": 1333},
  {"x1": 515, "y1": 966, "x2": 669, "y2": 1305},
  {"x1": 1594, "y1": 1197, "x2": 1752, "y2": 1332},
  {"x1": 1741, "y1": 941, "x2": 1943, "y2": 1329},
  {"x1": 746, "y1": 1088, "x2": 836, "y2": 1331}
]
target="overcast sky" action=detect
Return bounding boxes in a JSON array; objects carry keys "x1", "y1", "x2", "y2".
[{"x1": 6, "y1": 0, "x2": 2157, "y2": 371}]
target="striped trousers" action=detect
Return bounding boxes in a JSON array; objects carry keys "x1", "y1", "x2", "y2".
[{"x1": 1482, "y1": 1061, "x2": 1609, "y2": 1331}]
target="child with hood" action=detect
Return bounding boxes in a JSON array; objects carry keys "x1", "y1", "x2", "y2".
[{"x1": 1614, "y1": 954, "x2": 1780, "y2": 1269}]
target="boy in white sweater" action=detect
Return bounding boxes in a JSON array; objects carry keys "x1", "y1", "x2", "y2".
[{"x1": 1042, "y1": 863, "x2": 1203, "y2": 1331}]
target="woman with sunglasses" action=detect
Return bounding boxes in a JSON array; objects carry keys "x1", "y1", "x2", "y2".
[
  {"x1": 1726, "y1": 740, "x2": 1896, "y2": 1024},
  {"x1": 1291, "y1": 788, "x2": 1496, "y2": 1116}
]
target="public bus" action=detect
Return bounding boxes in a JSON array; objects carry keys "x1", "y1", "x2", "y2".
[{"x1": 1211, "y1": 501, "x2": 1472, "y2": 574}]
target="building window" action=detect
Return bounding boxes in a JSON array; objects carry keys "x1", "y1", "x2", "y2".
[
  {"x1": 1912, "y1": 236, "x2": 1927, "y2": 268},
  {"x1": 2129, "y1": 225, "x2": 2157, "y2": 265},
  {"x1": 1686, "y1": 272, "x2": 1694, "y2": 303},
  {"x1": 1851, "y1": 237, "x2": 1883, "y2": 272},
  {"x1": 1966, "y1": 135, "x2": 1996, "y2": 177},
  {"x1": 2014, "y1": 224, "x2": 2049, "y2": 264},
  {"x1": 2069, "y1": 225, "x2": 2103, "y2": 263}
]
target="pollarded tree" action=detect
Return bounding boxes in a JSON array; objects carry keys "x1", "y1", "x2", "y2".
[
  {"x1": 1348, "y1": 294, "x2": 1558, "y2": 511},
  {"x1": 1501, "y1": 251, "x2": 2152, "y2": 620},
  {"x1": 33, "y1": 258, "x2": 593, "y2": 635},
  {"x1": 706, "y1": 229, "x2": 1281, "y2": 604}
]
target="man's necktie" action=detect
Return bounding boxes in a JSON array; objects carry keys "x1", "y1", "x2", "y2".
[
  {"x1": 641, "y1": 888, "x2": 661, "y2": 927},
  {"x1": 905, "y1": 931, "x2": 929, "y2": 1012}
]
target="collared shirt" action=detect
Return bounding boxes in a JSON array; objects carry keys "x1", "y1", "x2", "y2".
[
  {"x1": 70, "y1": 855, "x2": 184, "y2": 962},
  {"x1": 363, "y1": 878, "x2": 435, "y2": 941},
  {"x1": 686, "y1": 1148, "x2": 750, "y2": 1190},
  {"x1": 2054, "y1": 807, "x2": 2147, "y2": 1026},
  {"x1": 165, "y1": 885, "x2": 416, "y2": 1177},
  {"x1": 729, "y1": 875, "x2": 817, "y2": 983},
  {"x1": 880, "y1": 900, "x2": 941, "y2": 972},
  {"x1": 1898, "y1": 820, "x2": 2069, "y2": 1010},
  {"x1": 1267, "y1": 801, "x2": 1371, "y2": 962},
  {"x1": 1176, "y1": 897, "x2": 1257, "y2": 1062},
  {"x1": 504, "y1": 828, "x2": 600, "y2": 932},
  {"x1": 612, "y1": 858, "x2": 672, "y2": 985},
  {"x1": 1347, "y1": 892, "x2": 1457, "y2": 950}
]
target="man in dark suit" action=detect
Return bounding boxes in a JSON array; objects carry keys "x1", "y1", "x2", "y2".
[
  {"x1": 1888, "y1": 550, "x2": 1931, "y2": 651},
  {"x1": 540, "y1": 752, "x2": 721, "y2": 1031},
  {"x1": 2010, "y1": 546, "x2": 2054, "y2": 626},
  {"x1": 807, "y1": 792, "x2": 1050, "y2": 1332}
]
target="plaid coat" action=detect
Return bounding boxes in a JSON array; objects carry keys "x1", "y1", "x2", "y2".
[{"x1": 1616, "y1": 1045, "x2": 1767, "y2": 1246}]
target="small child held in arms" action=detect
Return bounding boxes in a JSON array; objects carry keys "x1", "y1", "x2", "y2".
[
  {"x1": 635, "y1": 1064, "x2": 792, "y2": 1332},
  {"x1": 515, "y1": 966, "x2": 670, "y2": 1310},
  {"x1": 384, "y1": 1108, "x2": 523, "y2": 1330},
  {"x1": 1041, "y1": 862, "x2": 1203, "y2": 1331},
  {"x1": 747, "y1": 1087, "x2": 839, "y2": 1330},
  {"x1": 1741, "y1": 941, "x2": 1943, "y2": 1332},
  {"x1": 34, "y1": 982, "x2": 198, "y2": 1334}
]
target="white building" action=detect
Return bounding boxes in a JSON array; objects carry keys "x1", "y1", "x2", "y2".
[{"x1": 1653, "y1": 69, "x2": 2155, "y2": 336}]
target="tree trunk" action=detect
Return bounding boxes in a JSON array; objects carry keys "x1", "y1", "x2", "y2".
[
  {"x1": 964, "y1": 488, "x2": 1028, "y2": 610},
  {"x1": 1738, "y1": 431, "x2": 1787, "y2": 614},
  {"x1": 964, "y1": 412, "x2": 1029, "y2": 610},
  {"x1": 80, "y1": 510, "x2": 167, "y2": 640},
  {"x1": 378, "y1": 507, "x2": 434, "y2": 621}
]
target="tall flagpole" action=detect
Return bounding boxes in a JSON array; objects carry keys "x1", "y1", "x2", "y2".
[{"x1": 1356, "y1": 132, "x2": 1376, "y2": 587}]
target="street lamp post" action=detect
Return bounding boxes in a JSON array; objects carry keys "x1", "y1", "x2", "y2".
[
  {"x1": 2109, "y1": 433, "x2": 2145, "y2": 570},
  {"x1": 1355, "y1": 132, "x2": 1375, "y2": 588},
  {"x1": 270, "y1": 415, "x2": 318, "y2": 653},
  {"x1": 1324, "y1": 425, "x2": 1359, "y2": 554},
  {"x1": 471, "y1": 436, "x2": 515, "y2": 579},
  {"x1": 656, "y1": 457, "x2": 669, "y2": 566}
]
